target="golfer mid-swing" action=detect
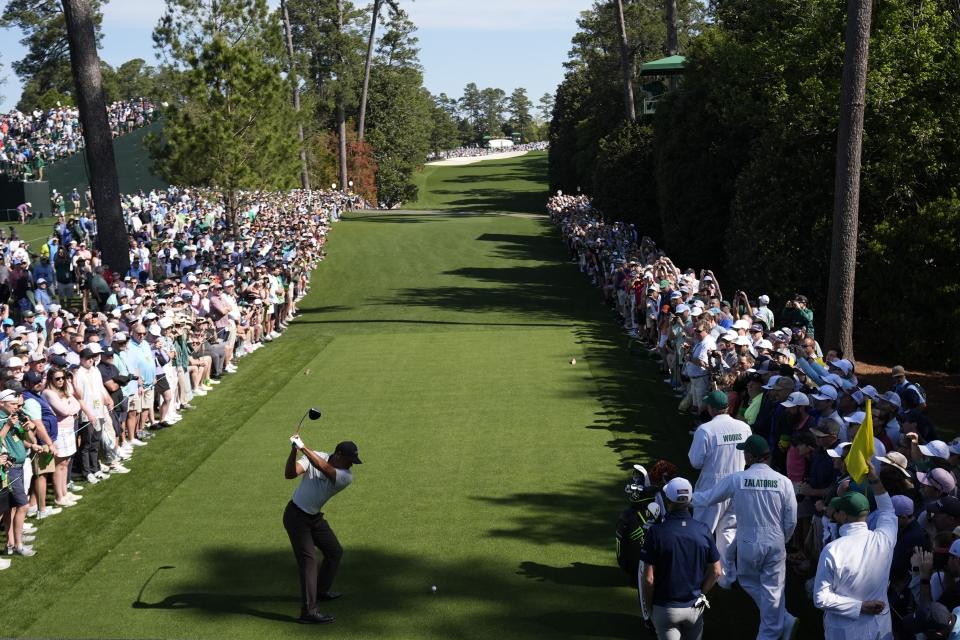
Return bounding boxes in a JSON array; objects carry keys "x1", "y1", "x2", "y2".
[{"x1": 283, "y1": 437, "x2": 362, "y2": 624}]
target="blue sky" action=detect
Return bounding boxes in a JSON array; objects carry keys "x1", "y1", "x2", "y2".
[{"x1": 0, "y1": 0, "x2": 595, "y2": 112}]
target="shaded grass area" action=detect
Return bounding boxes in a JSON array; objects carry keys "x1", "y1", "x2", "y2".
[{"x1": 409, "y1": 151, "x2": 549, "y2": 213}]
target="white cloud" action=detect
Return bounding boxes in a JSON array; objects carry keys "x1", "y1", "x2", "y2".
[{"x1": 406, "y1": 0, "x2": 595, "y2": 31}]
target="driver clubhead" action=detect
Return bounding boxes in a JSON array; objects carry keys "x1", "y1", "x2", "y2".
[
  {"x1": 308, "y1": 407, "x2": 322, "y2": 420},
  {"x1": 632, "y1": 464, "x2": 648, "y2": 482}
]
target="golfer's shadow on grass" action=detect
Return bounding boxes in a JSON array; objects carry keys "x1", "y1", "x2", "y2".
[{"x1": 131, "y1": 556, "x2": 301, "y2": 624}]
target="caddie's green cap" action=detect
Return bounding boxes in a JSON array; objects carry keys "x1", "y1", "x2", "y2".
[
  {"x1": 736, "y1": 434, "x2": 769, "y2": 456},
  {"x1": 829, "y1": 492, "x2": 870, "y2": 517},
  {"x1": 702, "y1": 390, "x2": 728, "y2": 410}
]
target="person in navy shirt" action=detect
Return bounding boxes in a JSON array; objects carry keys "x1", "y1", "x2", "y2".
[{"x1": 640, "y1": 477, "x2": 721, "y2": 639}]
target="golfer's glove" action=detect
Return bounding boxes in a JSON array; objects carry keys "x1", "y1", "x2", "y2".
[
  {"x1": 695, "y1": 594, "x2": 710, "y2": 610},
  {"x1": 290, "y1": 435, "x2": 305, "y2": 450}
]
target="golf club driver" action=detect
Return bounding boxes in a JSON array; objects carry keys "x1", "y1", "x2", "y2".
[
  {"x1": 294, "y1": 407, "x2": 322, "y2": 435},
  {"x1": 632, "y1": 464, "x2": 649, "y2": 487}
]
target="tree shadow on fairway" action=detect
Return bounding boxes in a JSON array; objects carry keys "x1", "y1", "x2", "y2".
[
  {"x1": 471, "y1": 479, "x2": 624, "y2": 549},
  {"x1": 371, "y1": 229, "x2": 606, "y2": 324},
  {"x1": 475, "y1": 231, "x2": 559, "y2": 262},
  {"x1": 430, "y1": 190, "x2": 549, "y2": 215},
  {"x1": 130, "y1": 545, "x2": 638, "y2": 639},
  {"x1": 346, "y1": 212, "x2": 502, "y2": 224},
  {"x1": 517, "y1": 561, "x2": 625, "y2": 588}
]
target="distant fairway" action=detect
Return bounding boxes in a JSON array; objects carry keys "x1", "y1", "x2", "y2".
[
  {"x1": 0, "y1": 152, "x2": 809, "y2": 639},
  {"x1": 410, "y1": 150, "x2": 549, "y2": 213}
]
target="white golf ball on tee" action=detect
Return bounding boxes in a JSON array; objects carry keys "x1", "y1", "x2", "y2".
[{"x1": 431, "y1": 585, "x2": 437, "y2": 593}]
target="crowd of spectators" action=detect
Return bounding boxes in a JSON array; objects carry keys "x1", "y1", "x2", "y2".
[
  {"x1": 0, "y1": 99, "x2": 158, "y2": 181},
  {"x1": 0, "y1": 185, "x2": 355, "y2": 570},
  {"x1": 550, "y1": 193, "x2": 953, "y2": 639},
  {"x1": 427, "y1": 141, "x2": 548, "y2": 161}
]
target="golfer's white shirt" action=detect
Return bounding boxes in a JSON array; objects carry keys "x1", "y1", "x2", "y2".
[{"x1": 292, "y1": 451, "x2": 352, "y2": 515}]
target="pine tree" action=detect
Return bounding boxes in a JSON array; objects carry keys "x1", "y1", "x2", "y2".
[
  {"x1": 507, "y1": 88, "x2": 533, "y2": 142},
  {"x1": 285, "y1": 0, "x2": 366, "y2": 190},
  {"x1": 150, "y1": 0, "x2": 299, "y2": 235}
]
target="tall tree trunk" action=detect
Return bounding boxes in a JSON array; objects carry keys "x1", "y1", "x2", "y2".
[
  {"x1": 336, "y1": 0, "x2": 348, "y2": 190},
  {"x1": 281, "y1": 0, "x2": 310, "y2": 190},
  {"x1": 826, "y1": 0, "x2": 872, "y2": 359},
  {"x1": 357, "y1": 0, "x2": 382, "y2": 142},
  {"x1": 226, "y1": 189, "x2": 239, "y2": 239},
  {"x1": 614, "y1": 0, "x2": 636, "y2": 122},
  {"x1": 61, "y1": 0, "x2": 129, "y2": 276},
  {"x1": 665, "y1": 0, "x2": 679, "y2": 55},
  {"x1": 337, "y1": 102, "x2": 348, "y2": 191}
]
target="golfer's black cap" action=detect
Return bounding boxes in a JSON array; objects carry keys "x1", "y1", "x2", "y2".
[{"x1": 334, "y1": 441, "x2": 362, "y2": 464}]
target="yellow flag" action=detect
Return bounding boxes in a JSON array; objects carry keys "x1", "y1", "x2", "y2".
[{"x1": 846, "y1": 398, "x2": 875, "y2": 483}]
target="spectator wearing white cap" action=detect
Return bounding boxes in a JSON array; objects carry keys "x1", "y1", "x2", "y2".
[
  {"x1": 639, "y1": 477, "x2": 720, "y2": 640},
  {"x1": 73, "y1": 346, "x2": 115, "y2": 483},
  {"x1": 153, "y1": 318, "x2": 182, "y2": 426},
  {"x1": 905, "y1": 434, "x2": 953, "y2": 473},
  {"x1": 679, "y1": 321, "x2": 715, "y2": 415},
  {"x1": 754, "y1": 294, "x2": 774, "y2": 330},
  {"x1": 872, "y1": 391, "x2": 903, "y2": 446},
  {"x1": 809, "y1": 384, "x2": 841, "y2": 432},
  {"x1": 771, "y1": 391, "x2": 811, "y2": 471},
  {"x1": 33, "y1": 278, "x2": 54, "y2": 312}
]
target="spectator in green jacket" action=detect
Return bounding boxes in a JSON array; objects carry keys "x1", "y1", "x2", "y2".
[{"x1": 781, "y1": 294, "x2": 815, "y2": 337}]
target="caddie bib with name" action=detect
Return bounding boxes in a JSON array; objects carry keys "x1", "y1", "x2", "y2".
[
  {"x1": 740, "y1": 477, "x2": 780, "y2": 490},
  {"x1": 715, "y1": 431, "x2": 746, "y2": 446}
]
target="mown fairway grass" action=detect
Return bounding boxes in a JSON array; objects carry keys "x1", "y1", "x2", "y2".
[
  {"x1": 1, "y1": 152, "x2": 800, "y2": 639},
  {"x1": 411, "y1": 151, "x2": 549, "y2": 213}
]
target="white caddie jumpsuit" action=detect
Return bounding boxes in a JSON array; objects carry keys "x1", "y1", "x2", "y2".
[
  {"x1": 813, "y1": 491, "x2": 897, "y2": 640},
  {"x1": 692, "y1": 462, "x2": 797, "y2": 640},
  {"x1": 688, "y1": 413, "x2": 752, "y2": 587}
]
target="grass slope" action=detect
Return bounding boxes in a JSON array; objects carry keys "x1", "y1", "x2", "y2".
[{"x1": 2, "y1": 153, "x2": 799, "y2": 639}]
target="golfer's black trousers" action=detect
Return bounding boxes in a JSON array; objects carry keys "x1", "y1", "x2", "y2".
[{"x1": 283, "y1": 501, "x2": 343, "y2": 615}]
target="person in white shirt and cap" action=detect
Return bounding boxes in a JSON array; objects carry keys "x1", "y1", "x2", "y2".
[
  {"x1": 688, "y1": 389, "x2": 752, "y2": 588},
  {"x1": 679, "y1": 321, "x2": 715, "y2": 414},
  {"x1": 692, "y1": 434, "x2": 799, "y2": 639},
  {"x1": 813, "y1": 462, "x2": 897, "y2": 640},
  {"x1": 755, "y1": 295, "x2": 774, "y2": 330}
]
